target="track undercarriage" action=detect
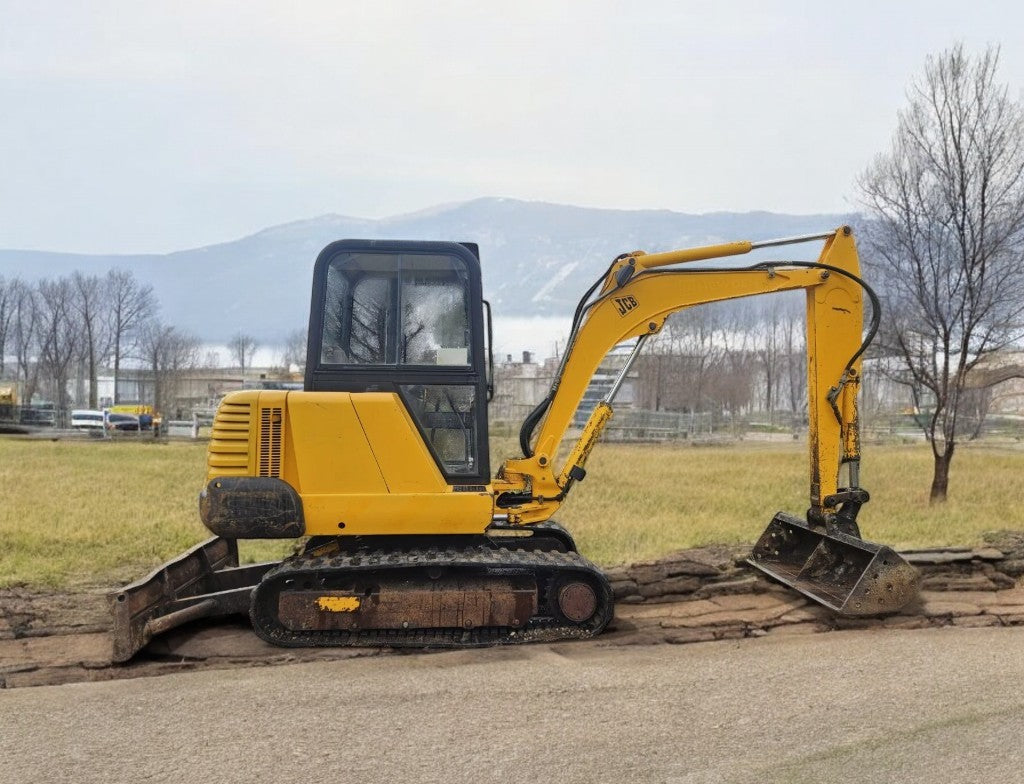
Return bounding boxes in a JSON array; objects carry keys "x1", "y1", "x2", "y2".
[
  {"x1": 110, "y1": 522, "x2": 614, "y2": 661},
  {"x1": 253, "y1": 541, "x2": 613, "y2": 648}
]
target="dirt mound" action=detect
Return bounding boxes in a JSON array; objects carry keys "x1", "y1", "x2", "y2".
[{"x1": 3, "y1": 537, "x2": 1022, "y2": 689}]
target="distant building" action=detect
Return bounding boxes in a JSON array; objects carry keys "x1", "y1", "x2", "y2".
[
  {"x1": 490, "y1": 352, "x2": 555, "y2": 422},
  {"x1": 971, "y1": 351, "x2": 1024, "y2": 415},
  {"x1": 489, "y1": 348, "x2": 637, "y2": 425}
]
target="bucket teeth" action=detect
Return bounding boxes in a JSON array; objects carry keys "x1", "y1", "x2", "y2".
[{"x1": 747, "y1": 512, "x2": 919, "y2": 616}]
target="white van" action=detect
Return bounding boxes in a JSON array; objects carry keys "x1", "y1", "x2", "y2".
[{"x1": 70, "y1": 409, "x2": 105, "y2": 429}]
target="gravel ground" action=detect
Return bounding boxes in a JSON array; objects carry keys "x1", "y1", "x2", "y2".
[{"x1": 1, "y1": 626, "x2": 1022, "y2": 784}]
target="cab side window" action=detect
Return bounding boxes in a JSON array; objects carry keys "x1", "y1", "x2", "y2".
[{"x1": 400, "y1": 384, "x2": 478, "y2": 476}]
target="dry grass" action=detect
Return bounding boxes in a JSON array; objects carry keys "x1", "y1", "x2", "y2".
[
  {"x1": 1, "y1": 436, "x2": 1021, "y2": 588},
  {"x1": 0, "y1": 438, "x2": 291, "y2": 588},
  {"x1": 517, "y1": 439, "x2": 1024, "y2": 566}
]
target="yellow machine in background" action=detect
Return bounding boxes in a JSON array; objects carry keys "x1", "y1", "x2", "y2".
[
  {"x1": 0, "y1": 385, "x2": 16, "y2": 422},
  {"x1": 111, "y1": 227, "x2": 919, "y2": 661}
]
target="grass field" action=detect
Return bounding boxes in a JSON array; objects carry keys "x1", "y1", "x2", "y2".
[{"x1": 1, "y1": 436, "x2": 1021, "y2": 589}]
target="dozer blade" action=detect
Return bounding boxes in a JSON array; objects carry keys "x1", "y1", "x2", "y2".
[
  {"x1": 108, "y1": 537, "x2": 276, "y2": 662},
  {"x1": 747, "y1": 512, "x2": 919, "y2": 616}
]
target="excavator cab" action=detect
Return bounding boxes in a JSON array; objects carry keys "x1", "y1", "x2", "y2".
[{"x1": 306, "y1": 239, "x2": 492, "y2": 483}]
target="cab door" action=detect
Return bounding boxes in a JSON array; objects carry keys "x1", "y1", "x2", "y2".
[{"x1": 305, "y1": 240, "x2": 490, "y2": 484}]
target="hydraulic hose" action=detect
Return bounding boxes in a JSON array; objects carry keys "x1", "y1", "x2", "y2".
[{"x1": 520, "y1": 256, "x2": 622, "y2": 457}]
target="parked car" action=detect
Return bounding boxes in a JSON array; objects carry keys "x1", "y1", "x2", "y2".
[
  {"x1": 71, "y1": 409, "x2": 105, "y2": 429},
  {"x1": 22, "y1": 406, "x2": 56, "y2": 426},
  {"x1": 107, "y1": 405, "x2": 157, "y2": 430},
  {"x1": 106, "y1": 413, "x2": 141, "y2": 431}
]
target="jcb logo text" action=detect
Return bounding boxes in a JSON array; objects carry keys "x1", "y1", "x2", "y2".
[{"x1": 614, "y1": 296, "x2": 638, "y2": 316}]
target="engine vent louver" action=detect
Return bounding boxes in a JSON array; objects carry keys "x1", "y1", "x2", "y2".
[
  {"x1": 259, "y1": 407, "x2": 283, "y2": 478},
  {"x1": 208, "y1": 401, "x2": 252, "y2": 476}
]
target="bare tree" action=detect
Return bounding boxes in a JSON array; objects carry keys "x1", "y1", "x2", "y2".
[
  {"x1": 229, "y1": 332, "x2": 259, "y2": 377},
  {"x1": 202, "y1": 349, "x2": 222, "y2": 369},
  {"x1": 35, "y1": 278, "x2": 81, "y2": 416},
  {"x1": 0, "y1": 276, "x2": 16, "y2": 378},
  {"x1": 11, "y1": 281, "x2": 40, "y2": 403},
  {"x1": 280, "y1": 328, "x2": 308, "y2": 375},
  {"x1": 638, "y1": 308, "x2": 726, "y2": 414},
  {"x1": 107, "y1": 269, "x2": 157, "y2": 404},
  {"x1": 756, "y1": 299, "x2": 785, "y2": 421},
  {"x1": 636, "y1": 339, "x2": 676, "y2": 412},
  {"x1": 744, "y1": 296, "x2": 808, "y2": 422},
  {"x1": 637, "y1": 318, "x2": 685, "y2": 412},
  {"x1": 859, "y1": 44, "x2": 1024, "y2": 502},
  {"x1": 715, "y1": 309, "x2": 756, "y2": 422},
  {"x1": 780, "y1": 298, "x2": 807, "y2": 418},
  {"x1": 71, "y1": 272, "x2": 110, "y2": 409},
  {"x1": 140, "y1": 321, "x2": 200, "y2": 413}
]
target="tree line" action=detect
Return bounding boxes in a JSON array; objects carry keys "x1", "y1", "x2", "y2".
[
  {"x1": 635, "y1": 296, "x2": 808, "y2": 422},
  {"x1": 0, "y1": 266, "x2": 309, "y2": 418},
  {"x1": 0, "y1": 269, "x2": 200, "y2": 415}
]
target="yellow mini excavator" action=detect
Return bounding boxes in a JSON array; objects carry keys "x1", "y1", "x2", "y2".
[{"x1": 110, "y1": 226, "x2": 919, "y2": 661}]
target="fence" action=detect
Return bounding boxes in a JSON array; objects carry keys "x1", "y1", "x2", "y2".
[
  {"x1": 602, "y1": 409, "x2": 714, "y2": 442},
  {"x1": 861, "y1": 414, "x2": 1024, "y2": 443},
  {"x1": 493, "y1": 408, "x2": 1024, "y2": 445},
  {"x1": 7, "y1": 403, "x2": 1022, "y2": 445},
  {"x1": 491, "y1": 409, "x2": 805, "y2": 444}
]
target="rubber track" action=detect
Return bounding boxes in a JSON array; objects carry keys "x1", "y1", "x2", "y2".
[{"x1": 250, "y1": 544, "x2": 614, "y2": 648}]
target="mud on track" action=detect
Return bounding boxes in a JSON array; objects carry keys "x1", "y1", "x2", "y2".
[{"x1": 3, "y1": 540, "x2": 1023, "y2": 689}]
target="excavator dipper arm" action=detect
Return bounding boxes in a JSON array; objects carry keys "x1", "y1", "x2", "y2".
[
  {"x1": 493, "y1": 226, "x2": 918, "y2": 615},
  {"x1": 495, "y1": 228, "x2": 865, "y2": 523}
]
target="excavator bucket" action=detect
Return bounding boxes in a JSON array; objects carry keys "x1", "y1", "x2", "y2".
[{"x1": 747, "y1": 512, "x2": 919, "y2": 615}]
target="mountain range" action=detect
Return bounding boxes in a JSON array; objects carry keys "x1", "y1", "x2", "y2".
[{"x1": 0, "y1": 198, "x2": 851, "y2": 343}]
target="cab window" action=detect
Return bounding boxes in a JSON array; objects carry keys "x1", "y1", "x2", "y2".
[
  {"x1": 400, "y1": 384, "x2": 478, "y2": 475},
  {"x1": 321, "y1": 253, "x2": 470, "y2": 367}
]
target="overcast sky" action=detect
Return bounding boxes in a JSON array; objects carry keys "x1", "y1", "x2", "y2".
[{"x1": 2, "y1": 1, "x2": 1022, "y2": 254}]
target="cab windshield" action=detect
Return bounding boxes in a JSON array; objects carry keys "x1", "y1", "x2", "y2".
[{"x1": 321, "y1": 253, "x2": 470, "y2": 367}]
